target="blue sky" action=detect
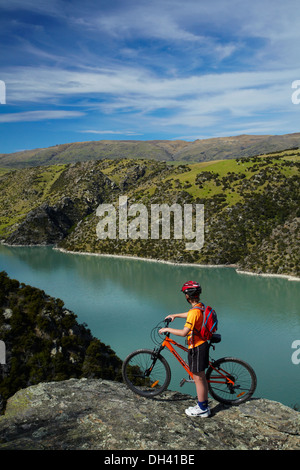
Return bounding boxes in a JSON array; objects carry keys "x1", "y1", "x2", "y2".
[{"x1": 0, "y1": 0, "x2": 300, "y2": 154}]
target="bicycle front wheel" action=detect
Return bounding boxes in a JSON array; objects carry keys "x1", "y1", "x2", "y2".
[
  {"x1": 206, "y1": 357, "x2": 257, "y2": 405},
  {"x1": 122, "y1": 349, "x2": 171, "y2": 398}
]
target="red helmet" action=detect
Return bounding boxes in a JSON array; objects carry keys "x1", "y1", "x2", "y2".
[{"x1": 181, "y1": 281, "x2": 202, "y2": 297}]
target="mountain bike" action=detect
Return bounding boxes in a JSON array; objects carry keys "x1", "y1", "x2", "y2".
[{"x1": 122, "y1": 319, "x2": 257, "y2": 405}]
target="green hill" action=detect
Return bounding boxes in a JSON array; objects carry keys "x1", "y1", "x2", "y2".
[
  {"x1": 1, "y1": 133, "x2": 300, "y2": 168},
  {"x1": 0, "y1": 149, "x2": 299, "y2": 277}
]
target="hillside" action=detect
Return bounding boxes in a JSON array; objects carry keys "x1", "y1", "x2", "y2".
[
  {"x1": 0, "y1": 379, "x2": 299, "y2": 450},
  {"x1": 1, "y1": 133, "x2": 300, "y2": 168},
  {"x1": 0, "y1": 150, "x2": 299, "y2": 277},
  {"x1": 0, "y1": 271, "x2": 122, "y2": 412}
]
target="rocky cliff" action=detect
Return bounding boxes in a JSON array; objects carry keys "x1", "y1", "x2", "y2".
[{"x1": 0, "y1": 378, "x2": 299, "y2": 450}]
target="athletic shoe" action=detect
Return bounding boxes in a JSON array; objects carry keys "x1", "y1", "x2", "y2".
[{"x1": 185, "y1": 404, "x2": 211, "y2": 417}]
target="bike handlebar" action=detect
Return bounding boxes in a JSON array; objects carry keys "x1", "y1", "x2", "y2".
[
  {"x1": 161, "y1": 318, "x2": 172, "y2": 336},
  {"x1": 159, "y1": 318, "x2": 221, "y2": 347}
]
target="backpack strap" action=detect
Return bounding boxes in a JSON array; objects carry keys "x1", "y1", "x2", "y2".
[
  {"x1": 189, "y1": 304, "x2": 205, "y2": 343},
  {"x1": 190, "y1": 303, "x2": 205, "y2": 312}
]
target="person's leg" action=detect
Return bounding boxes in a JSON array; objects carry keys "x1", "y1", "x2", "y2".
[
  {"x1": 185, "y1": 372, "x2": 210, "y2": 416},
  {"x1": 193, "y1": 371, "x2": 208, "y2": 403},
  {"x1": 186, "y1": 345, "x2": 210, "y2": 417}
]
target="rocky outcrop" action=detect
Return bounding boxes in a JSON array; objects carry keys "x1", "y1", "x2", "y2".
[
  {"x1": 0, "y1": 378, "x2": 299, "y2": 450},
  {"x1": 120, "y1": 164, "x2": 146, "y2": 190},
  {"x1": 1, "y1": 161, "x2": 119, "y2": 246},
  {"x1": 5, "y1": 199, "x2": 78, "y2": 245}
]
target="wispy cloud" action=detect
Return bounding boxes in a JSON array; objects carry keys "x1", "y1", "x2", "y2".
[
  {"x1": 0, "y1": 110, "x2": 84, "y2": 123},
  {"x1": 80, "y1": 130, "x2": 143, "y2": 136},
  {"x1": 3, "y1": 66, "x2": 295, "y2": 102},
  {"x1": 3, "y1": 66, "x2": 295, "y2": 120}
]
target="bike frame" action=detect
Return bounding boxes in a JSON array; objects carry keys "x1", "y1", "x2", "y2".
[
  {"x1": 161, "y1": 336, "x2": 191, "y2": 377},
  {"x1": 161, "y1": 335, "x2": 235, "y2": 386}
]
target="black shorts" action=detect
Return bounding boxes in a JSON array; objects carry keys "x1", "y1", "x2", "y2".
[{"x1": 188, "y1": 341, "x2": 209, "y2": 373}]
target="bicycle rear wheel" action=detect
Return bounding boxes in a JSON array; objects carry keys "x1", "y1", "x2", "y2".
[
  {"x1": 206, "y1": 357, "x2": 257, "y2": 405},
  {"x1": 122, "y1": 349, "x2": 171, "y2": 398}
]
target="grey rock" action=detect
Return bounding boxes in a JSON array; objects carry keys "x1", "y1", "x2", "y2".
[{"x1": 0, "y1": 378, "x2": 299, "y2": 450}]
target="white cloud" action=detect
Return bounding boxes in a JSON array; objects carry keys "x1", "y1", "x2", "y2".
[
  {"x1": 94, "y1": 5, "x2": 205, "y2": 44},
  {"x1": 0, "y1": 110, "x2": 84, "y2": 123},
  {"x1": 1, "y1": 64, "x2": 298, "y2": 134},
  {"x1": 80, "y1": 130, "x2": 143, "y2": 136},
  {"x1": 3, "y1": 65, "x2": 297, "y2": 103}
]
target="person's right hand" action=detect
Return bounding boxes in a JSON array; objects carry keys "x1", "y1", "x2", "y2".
[{"x1": 165, "y1": 314, "x2": 175, "y2": 322}]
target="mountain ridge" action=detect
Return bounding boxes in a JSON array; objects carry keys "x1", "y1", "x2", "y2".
[{"x1": 1, "y1": 132, "x2": 300, "y2": 168}]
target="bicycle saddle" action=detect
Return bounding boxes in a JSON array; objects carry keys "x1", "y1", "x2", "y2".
[{"x1": 210, "y1": 334, "x2": 221, "y2": 343}]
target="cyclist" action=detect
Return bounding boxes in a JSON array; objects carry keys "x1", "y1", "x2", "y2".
[{"x1": 159, "y1": 281, "x2": 211, "y2": 418}]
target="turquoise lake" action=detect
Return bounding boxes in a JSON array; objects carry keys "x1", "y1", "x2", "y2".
[{"x1": 0, "y1": 244, "x2": 299, "y2": 408}]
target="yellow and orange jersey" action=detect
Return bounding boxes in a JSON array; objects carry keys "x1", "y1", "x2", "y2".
[{"x1": 184, "y1": 302, "x2": 206, "y2": 349}]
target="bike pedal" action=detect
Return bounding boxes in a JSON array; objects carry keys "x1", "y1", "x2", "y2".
[{"x1": 179, "y1": 378, "x2": 186, "y2": 387}]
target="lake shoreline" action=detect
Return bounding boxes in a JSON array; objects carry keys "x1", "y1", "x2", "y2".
[
  {"x1": 53, "y1": 246, "x2": 300, "y2": 282},
  {"x1": 2, "y1": 240, "x2": 299, "y2": 281}
]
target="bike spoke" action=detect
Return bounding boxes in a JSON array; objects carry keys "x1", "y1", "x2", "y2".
[
  {"x1": 207, "y1": 357, "x2": 257, "y2": 405},
  {"x1": 122, "y1": 349, "x2": 171, "y2": 397}
]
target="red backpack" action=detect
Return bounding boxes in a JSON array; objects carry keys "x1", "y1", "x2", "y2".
[{"x1": 192, "y1": 304, "x2": 218, "y2": 341}]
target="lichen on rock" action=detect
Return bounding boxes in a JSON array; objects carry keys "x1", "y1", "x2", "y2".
[{"x1": 0, "y1": 378, "x2": 299, "y2": 450}]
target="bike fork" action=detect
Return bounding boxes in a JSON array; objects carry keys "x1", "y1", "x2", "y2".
[{"x1": 144, "y1": 348, "x2": 163, "y2": 377}]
